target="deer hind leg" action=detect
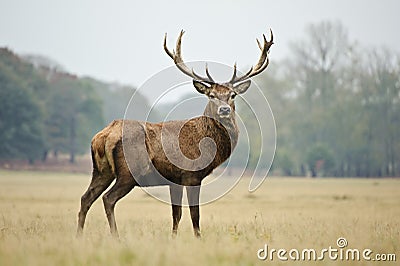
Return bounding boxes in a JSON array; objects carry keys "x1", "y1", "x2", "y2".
[
  {"x1": 186, "y1": 185, "x2": 201, "y2": 238},
  {"x1": 77, "y1": 168, "x2": 114, "y2": 236},
  {"x1": 169, "y1": 184, "x2": 183, "y2": 236},
  {"x1": 102, "y1": 177, "x2": 135, "y2": 238}
]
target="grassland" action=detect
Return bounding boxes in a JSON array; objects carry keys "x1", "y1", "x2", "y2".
[{"x1": 0, "y1": 170, "x2": 398, "y2": 265}]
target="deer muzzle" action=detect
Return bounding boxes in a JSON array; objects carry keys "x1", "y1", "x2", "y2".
[{"x1": 217, "y1": 105, "x2": 231, "y2": 117}]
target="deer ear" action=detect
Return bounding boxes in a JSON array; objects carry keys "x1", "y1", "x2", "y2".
[
  {"x1": 233, "y1": 80, "x2": 251, "y2": 94},
  {"x1": 193, "y1": 80, "x2": 211, "y2": 95}
]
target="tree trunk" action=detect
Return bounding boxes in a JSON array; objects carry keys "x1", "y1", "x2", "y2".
[
  {"x1": 69, "y1": 116, "x2": 76, "y2": 164},
  {"x1": 42, "y1": 150, "x2": 48, "y2": 162}
]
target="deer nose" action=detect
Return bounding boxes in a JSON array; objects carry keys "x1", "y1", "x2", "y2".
[{"x1": 218, "y1": 106, "x2": 231, "y2": 116}]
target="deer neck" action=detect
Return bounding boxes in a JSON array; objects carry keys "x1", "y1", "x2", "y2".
[{"x1": 202, "y1": 104, "x2": 239, "y2": 150}]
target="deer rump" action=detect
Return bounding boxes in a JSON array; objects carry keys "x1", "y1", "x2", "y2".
[{"x1": 91, "y1": 118, "x2": 233, "y2": 188}]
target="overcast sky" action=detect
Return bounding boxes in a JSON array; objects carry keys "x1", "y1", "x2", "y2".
[{"x1": 1, "y1": 0, "x2": 399, "y2": 100}]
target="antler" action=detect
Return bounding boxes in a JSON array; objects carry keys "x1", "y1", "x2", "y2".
[
  {"x1": 228, "y1": 29, "x2": 274, "y2": 85},
  {"x1": 164, "y1": 30, "x2": 215, "y2": 83}
]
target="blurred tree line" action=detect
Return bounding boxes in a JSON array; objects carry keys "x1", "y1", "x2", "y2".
[
  {"x1": 249, "y1": 21, "x2": 400, "y2": 177},
  {"x1": 1, "y1": 20, "x2": 399, "y2": 177},
  {"x1": 0, "y1": 48, "x2": 149, "y2": 163},
  {"x1": 154, "y1": 21, "x2": 399, "y2": 177}
]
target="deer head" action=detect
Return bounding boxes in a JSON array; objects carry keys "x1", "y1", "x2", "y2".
[{"x1": 164, "y1": 29, "x2": 273, "y2": 120}]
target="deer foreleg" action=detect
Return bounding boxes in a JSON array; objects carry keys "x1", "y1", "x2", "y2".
[
  {"x1": 169, "y1": 184, "x2": 183, "y2": 236},
  {"x1": 186, "y1": 185, "x2": 201, "y2": 238}
]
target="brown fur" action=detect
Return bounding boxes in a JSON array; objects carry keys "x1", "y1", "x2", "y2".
[{"x1": 77, "y1": 84, "x2": 242, "y2": 238}]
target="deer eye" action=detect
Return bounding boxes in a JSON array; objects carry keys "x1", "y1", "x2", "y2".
[
  {"x1": 209, "y1": 93, "x2": 216, "y2": 99},
  {"x1": 230, "y1": 92, "x2": 237, "y2": 99}
]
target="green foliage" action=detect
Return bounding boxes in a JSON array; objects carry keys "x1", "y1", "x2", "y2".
[
  {"x1": 0, "y1": 49, "x2": 45, "y2": 161},
  {"x1": 253, "y1": 21, "x2": 400, "y2": 177},
  {"x1": 223, "y1": 21, "x2": 400, "y2": 177},
  {"x1": 83, "y1": 77, "x2": 152, "y2": 124},
  {"x1": 2, "y1": 20, "x2": 399, "y2": 175},
  {"x1": 0, "y1": 48, "x2": 153, "y2": 164},
  {"x1": 44, "y1": 74, "x2": 104, "y2": 162},
  {"x1": 0, "y1": 48, "x2": 153, "y2": 163},
  {"x1": 306, "y1": 144, "x2": 335, "y2": 177},
  {"x1": 272, "y1": 149, "x2": 294, "y2": 176}
]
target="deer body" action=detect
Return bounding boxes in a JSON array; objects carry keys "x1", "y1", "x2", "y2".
[
  {"x1": 92, "y1": 112, "x2": 237, "y2": 188},
  {"x1": 77, "y1": 29, "x2": 273, "y2": 238}
]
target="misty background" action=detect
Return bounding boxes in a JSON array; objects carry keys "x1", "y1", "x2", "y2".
[{"x1": 0, "y1": 0, "x2": 399, "y2": 177}]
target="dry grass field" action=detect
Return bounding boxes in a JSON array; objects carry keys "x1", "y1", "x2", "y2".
[{"x1": 0, "y1": 169, "x2": 398, "y2": 265}]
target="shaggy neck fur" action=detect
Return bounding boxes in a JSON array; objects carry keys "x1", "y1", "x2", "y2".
[{"x1": 202, "y1": 101, "x2": 239, "y2": 160}]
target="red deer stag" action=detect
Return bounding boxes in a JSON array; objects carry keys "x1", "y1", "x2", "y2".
[{"x1": 77, "y1": 29, "x2": 273, "y2": 238}]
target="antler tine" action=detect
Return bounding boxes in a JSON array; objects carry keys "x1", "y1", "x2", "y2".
[
  {"x1": 228, "y1": 28, "x2": 274, "y2": 85},
  {"x1": 205, "y1": 63, "x2": 215, "y2": 83},
  {"x1": 163, "y1": 33, "x2": 174, "y2": 59},
  {"x1": 256, "y1": 38, "x2": 262, "y2": 50},
  {"x1": 164, "y1": 30, "x2": 215, "y2": 83},
  {"x1": 229, "y1": 62, "x2": 237, "y2": 83}
]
